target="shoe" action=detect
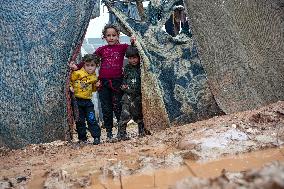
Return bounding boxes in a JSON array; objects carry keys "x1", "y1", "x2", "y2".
[
  {"x1": 138, "y1": 133, "x2": 146, "y2": 138},
  {"x1": 122, "y1": 134, "x2": 130, "y2": 141},
  {"x1": 106, "y1": 136, "x2": 117, "y2": 143},
  {"x1": 93, "y1": 138, "x2": 100, "y2": 145},
  {"x1": 117, "y1": 134, "x2": 130, "y2": 141},
  {"x1": 138, "y1": 128, "x2": 151, "y2": 137},
  {"x1": 77, "y1": 140, "x2": 88, "y2": 145}
]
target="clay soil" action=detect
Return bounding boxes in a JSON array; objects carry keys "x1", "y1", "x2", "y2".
[{"x1": 1, "y1": 101, "x2": 284, "y2": 189}]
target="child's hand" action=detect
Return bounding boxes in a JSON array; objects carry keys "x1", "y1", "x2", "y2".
[
  {"x1": 130, "y1": 36, "x2": 136, "y2": 45},
  {"x1": 95, "y1": 80, "x2": 101, "y2": 88},
  {"x1": 69, "y1": 86, "x2": 74, "y2": 93},
  {"x1": 121, "y1": 84, "x2": 128, "y2": 90},
  {"x1": 69, "y1": 61, "x2": 79, "y2": 71}
]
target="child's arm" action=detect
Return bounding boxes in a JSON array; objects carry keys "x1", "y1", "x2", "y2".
[
  {"x1": 92, "y1": 79, "x2": 100, "y2": 92},
  {"x1": 69, "y1": 61, "x2": 84, "y2": 71},
  {"x1": 94, "y1": 46, "x2": 102, "y2": 58},
  {"x1": 70, "y1": 71, "x2": 79, "y2": 91},
  {"x1": 121, "y1": 67, "x2": 129, "y2": 91},
  {"x1": 130, "y1": 36, "x2": 136, "y2": 45}
]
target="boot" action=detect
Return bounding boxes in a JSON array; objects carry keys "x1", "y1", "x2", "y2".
[
  {"x1": 93, "y1": 138, "x2": 100, "y2": 145},
  {"x1": 138, "y1": 123, "x2": 145, "y2": 137},
  {"x1": 121, "y1": 131, "x2": 130, "y2": 141},
  {"x1": 106, "y1": 131, "x2": 116, "y2": 143},
  {"x1": 117, "y1": 123, "x2": 130, "y2": 141}
]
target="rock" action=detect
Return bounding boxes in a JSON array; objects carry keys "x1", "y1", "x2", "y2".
[
  {"x1": 177, "y1": 139, "x2": 197, "y2": 150},
  {"x1": 16, "y1": 176, "x2": 26, "y2": 183},
  {"x1": 180, "y1": 150, "x2": 200, "y2": 160}
]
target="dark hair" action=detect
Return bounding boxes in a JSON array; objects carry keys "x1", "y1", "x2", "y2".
[
  {"x1": 102, "y1": 24, "x2": 120, "y2": 38},
  {"x1": 125, "y1": 45, "x2": 139, "y2": 58},
  {"x1": 82, "y1": 54, "x2": 100, "y2": 65}
]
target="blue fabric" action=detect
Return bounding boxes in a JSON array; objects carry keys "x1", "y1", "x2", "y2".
[
  {"x1": 108, "y1": 1, "x2": 141, "y2": 24},
  {"x1": 127, "y1": 2, "x2": 141, "y2": 20}
]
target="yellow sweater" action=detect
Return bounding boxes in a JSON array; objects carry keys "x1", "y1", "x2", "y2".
[{"x1": 70, "y1": 68, "x2": 98, "y2": 99}]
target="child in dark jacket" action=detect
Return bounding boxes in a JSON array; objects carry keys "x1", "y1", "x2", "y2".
[{"x1": 117, "y1": 45, "x2": 149, "y2": 141}]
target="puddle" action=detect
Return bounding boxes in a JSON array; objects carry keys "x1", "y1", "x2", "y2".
[
  {"x1": 89, "y1": 147, "x2": 284, "y2": 189},
  {"x1": 26, "y1": 147, "x2": 284, "y2": 189}
]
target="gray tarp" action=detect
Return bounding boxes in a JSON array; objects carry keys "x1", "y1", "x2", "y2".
[
  {"x1": 0, "y1": 0, "x2": 95, "y2": 148},
  {"x1": 184, "y1": 0, "x2": 284, "y2": 113},
  {"x1": 106, "y1": 0, "x2": 223, "y2": 130}
]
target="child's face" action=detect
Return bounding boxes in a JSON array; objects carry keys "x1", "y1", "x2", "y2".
[
  {"x1": 128, "y1": 56, "x2": 140, "y2": 66},
  {"x1": 84, "y1": 61, "x2": 96, "y2": 74},
  {"x1": 104, "y1": 28, "x2": 119, "y2": 45}
]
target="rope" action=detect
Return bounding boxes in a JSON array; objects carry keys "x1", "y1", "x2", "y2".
[{"x1": 108, "y1": 79, "x2": 120, "y2": 93}]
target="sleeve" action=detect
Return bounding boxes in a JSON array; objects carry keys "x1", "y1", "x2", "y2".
[
  {"x1": 94, "y1": 46, "x2": 103, "y2": 57},
  {"x1": 70, "y1": 71, "x2": 79, "y2": 90},
  {"x1": 122, "y1": 66, "x2": 128, "y2": 86},
  {"x1": 121, "y1": 44, "x2": 129, "y2": 53},
  {"x1": 122, "y1": 66, "x2": 133, "y2": 94}
]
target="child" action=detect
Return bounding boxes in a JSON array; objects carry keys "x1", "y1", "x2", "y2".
[
  {"x1": 70, "y1": 54, "x2": 101, "y2": 145},
  {"x1": 70, "y1": 24, "x2": 135, "y2": 142},
  {"x1": 117, "y1": 45, "x2": 147, "y2": 141}
]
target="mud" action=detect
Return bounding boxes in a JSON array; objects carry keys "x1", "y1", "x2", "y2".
[{"x1": 0, "y1": 101, "x2": 283, "y2": 189}]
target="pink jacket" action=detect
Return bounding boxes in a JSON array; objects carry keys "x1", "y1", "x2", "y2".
[
  {"x1": 95, "y1": 44, "x2": 128, "y2": 79},
  {"x1": 76, "y1": 43, "x2": 129, "y2": 79}
]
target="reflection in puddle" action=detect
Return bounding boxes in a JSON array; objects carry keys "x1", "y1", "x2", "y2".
[{"x1": 92, "y1": 147, "x2": 284, "y2": 189}]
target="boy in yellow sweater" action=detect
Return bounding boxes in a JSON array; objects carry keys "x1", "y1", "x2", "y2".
[{"x1": 70, "y1": 54, "x2": 101, "y2": 145}]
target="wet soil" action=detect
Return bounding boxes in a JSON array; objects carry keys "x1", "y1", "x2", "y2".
[{"x1": 0, "y1": 101, "x2": 284, "y2": 189}]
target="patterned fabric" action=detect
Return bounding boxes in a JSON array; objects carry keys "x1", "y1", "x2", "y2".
[
  {"x1": 127, "y1": 2, "x2": 141, "y2": 20},
  {"x1": 71, "y1": 68, "x2": 98, "y2": 99},
  {"x1": 119, "y1": 63, "x2": 143, "y2": 132},
  {"x1": 118, "y1": 93, "x2": 143, "y2": 136},
  {"x1": 108, "y1": 1, "x2": 141, "y2": 23},
  {"x1": 185, "y1": 0, "x2": 284, "y2": 113},
  {"x1": 95, "y1": 44, "x2": 129, "y2": 79},
  {"x1": 106, "y1": 0, "x2": 223, "y2": 130},
  {"x1": 0, "y1": 0, "x2": 96, "y2": 148},
  {"x1": 122, "y1": 64, "x2": 142, "y2": 95},
  {"x1": 92, "y1": 0, "x2": 101, "y2": 18}
]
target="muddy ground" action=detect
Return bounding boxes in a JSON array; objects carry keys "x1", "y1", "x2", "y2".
[{"x1": 1, "y1": 101, "x2": 284, "y2": 189}]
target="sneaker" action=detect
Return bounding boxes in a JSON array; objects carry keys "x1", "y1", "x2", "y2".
[{"x1": 93, "y1": 138, "x2": 100, "y2": 145}]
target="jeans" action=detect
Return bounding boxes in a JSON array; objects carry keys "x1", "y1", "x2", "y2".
[{"x1": 76, "y1": 98, "x2": 101, "y2": 141}]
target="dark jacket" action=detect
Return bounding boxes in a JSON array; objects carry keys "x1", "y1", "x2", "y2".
[{"x1": 122, "y1": 64, "x2": 141, "y2": 95}]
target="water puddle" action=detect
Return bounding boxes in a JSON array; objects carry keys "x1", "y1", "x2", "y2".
[
  {"x1": 26, "y1": 147, "x2": 284, "y2": 189},
  {"x1": 89, "y1": 147, "x2": 284, "y2": 189}
]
